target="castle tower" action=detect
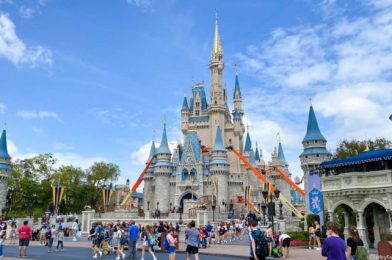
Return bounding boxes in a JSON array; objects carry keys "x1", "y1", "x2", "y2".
[
  {"x1": 277, "y1": 140, "x2": 288, "y2": 166},
  {"x1": 143, "y1": 140, "x2": 156, "y2": 211},
  {"x1": 232, "y1": 74, "x2": 245, "y2": 153},
  {"x1": 209, "y1": 15, "x2": 227, "y2": 143},
  {"x1": 233, "y1": 73, "x2": 243, "y2": 116},
  {"x1": 181, "y1": 96, "x2": 190, "y2": 134},
  {"x1": 300, "y1": 102, "x2": 332, "y2": 226},
  {"x1": 154, "y1": 124, "x2": 173, "y2": 213},
  {"x1": 210, "y1": 126, "x2": 229, "y2": 210},
  {"x1": 0, "y1": 129, "x2": 11, "y2": 216}
]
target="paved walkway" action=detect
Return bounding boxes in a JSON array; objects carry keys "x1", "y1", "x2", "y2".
[{"x1": 19, "y1": 238, "x2": 325, "y2": 259}]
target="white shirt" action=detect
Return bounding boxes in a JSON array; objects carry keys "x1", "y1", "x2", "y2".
[{"x1": 279, "y1": 234, "x2": 290, "y2": 242}]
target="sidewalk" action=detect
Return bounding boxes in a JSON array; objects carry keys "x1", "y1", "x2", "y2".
[{"x1": 27, "y1": 239, "x2": 325, "y2": 259}]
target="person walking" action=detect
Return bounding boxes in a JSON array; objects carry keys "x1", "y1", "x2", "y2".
[
  {"x1": 265, "y1": 224, "x2": 274, "y2": 256},
  {"x1": 9, "y1": 222, "x2": 16, "y2": 245},
  {"x1": 248, "y1": 219, "x2": 268, "y2": 260},
  {"x1": 72, "y1": 219, "x2": 79, "y2": 241},
  {"x1": 308, "y1": 224, "x2": 316, "y2": 249},
  {"x1": 115, "y1": 223, "x2": 126, "y2": 260},
  {"x1": 141, "y1": 225, "x2": 157, "y2": 260},
  {"x1": 56, "y1": 225, "x2": 64, "y2": 252},
  {"x1": 17, "y1": 220, "x2": 31, "y2": 258},
  {"x1": 346, "y1": 225, "x2": 366, "y2": 260},
  {"x1": 314, "y1": 221, "x2": 322, "y2": 250},
  {"x1": 47, "y1": 224, "x2": 55, "y2": 253},
  {"x1": 128, "y1": 220, "x2": 139, "y2": 260},
  {"x1": 88, "y1": 221, "x2": 104, "y2": 259},
  {"x1": 185, "y1": 220, "x2": 200, "y2": 260},
  {"x1": 321, "y1": 221, "x2": 346, "y2": 260},
  {"x1": 166, "y1": 227, "x2": 177, "y2": 260}
]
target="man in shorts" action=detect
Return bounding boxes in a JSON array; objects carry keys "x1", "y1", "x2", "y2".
[
  {"x1": 18, "y1": 220, "x2": 31, "y2": 258},
  {"x1": 185, "y1": 221, "x2": 200, "y2": 260}
]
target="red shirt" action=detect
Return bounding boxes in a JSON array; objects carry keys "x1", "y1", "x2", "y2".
[{"x1": 18, "y1": 225, "x2": 31, "y2": 239}]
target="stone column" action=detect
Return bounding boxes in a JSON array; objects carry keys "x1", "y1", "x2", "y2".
[
  {"x1": 388, "y1": 210, "x2": 392, "y2": 233},
  {"x1": 356, "y1": 211, "x2": 368, "y2": 248},
  {"x1": 372, "y1": 205, "x2": 381, "y2": 246},
  {"x1": 343, "y1": 210, "x2": 350, "y2": 241}
]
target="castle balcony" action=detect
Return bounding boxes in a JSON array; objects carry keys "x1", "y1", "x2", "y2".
[{"x1": 177, "y1": 179, "x2": 200, "y2": 188}]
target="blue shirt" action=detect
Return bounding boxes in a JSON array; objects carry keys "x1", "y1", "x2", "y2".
[
  {"x1": 128, "y1": 225, "x2": 139, "y2": 242},
  {"x1": 322, "y1": 236, "x2": 346, "y2": 260},
  {"x1": 249, "y1": 229, "x2": 262, "y2": 257}
]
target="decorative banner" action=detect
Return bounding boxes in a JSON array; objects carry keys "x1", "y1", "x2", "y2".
[
  {"x1": 243, "y1": 185, "x2": 252, "y2": 204},
  {"x1": 52, "y1": 185, "x2": 65, "y2": 212},
  {"x1": 308, "y1": 172, "x2": 324, "y2": 229},
  {"x1": 102, "y1": 186, "x2": 113, "y2": 208}
]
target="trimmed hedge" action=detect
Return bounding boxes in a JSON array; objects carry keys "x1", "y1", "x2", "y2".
[{"x1": 287, "y1": 231, "x2": 309, "y2": 242}]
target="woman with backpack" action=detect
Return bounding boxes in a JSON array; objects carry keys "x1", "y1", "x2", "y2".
[
  {"x1": 166, "y1": 227, "x2": 177, "y2": 260},
  {"x1": 141, "y1": 225, "x2": 157, "y2": 260},
  {"x1": 115, "y1": 223, "x2": 126, "y2": 260},
  {"x1": 346, "y1": 225, "x2": 367, "y2": 260}
]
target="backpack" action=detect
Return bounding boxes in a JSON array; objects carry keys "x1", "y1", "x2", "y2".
[
  {"x1": 97, "y1": 227, "x2": 105, "y2": 240},
  {"x1": 252, "y1": 229, "x2": 268, "y2": 258},
  {"x1": 148, "y1": 234, "x2": 155, "y2": 246},
  {"x1": 119, "y1": 231, "x2": 127, "y2": 245},
  {"x1": 355, "y1": 239, "x2": 368, "y2": 260},
  {"x1": 45, "y1": 229, "x2": 52, "y2": 239},
  {"x1": 163, "y1": 237, "x2": 170, "y2": 251}
]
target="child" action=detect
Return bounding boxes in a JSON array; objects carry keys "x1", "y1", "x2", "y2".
[
  {"x1": 0, "y1": 231, "x2": 5, "y2": 258},
  {"x1": 56, "y1": 227, "x2": 64, "y2": 251}
]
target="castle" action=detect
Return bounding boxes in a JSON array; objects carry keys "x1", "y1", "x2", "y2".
[
  {"x1": 142, "y1": 17, "x2": 297, "y2": 217},
  {"x1": 0, "y1": 129, "x2": 11, "y2": 216}
]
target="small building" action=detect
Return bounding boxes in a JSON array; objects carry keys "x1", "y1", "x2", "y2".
[{"x1": 320, "y1": 149, "x2": 392, "y2": 248}]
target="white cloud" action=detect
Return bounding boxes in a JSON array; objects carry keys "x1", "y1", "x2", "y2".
[
  {"x1": 126, "y1": 0, "x2": 154, "y2": 12},
  {"x1": 32, "y1": 126, "x2": 42, "y2": 133},
  {"x1": 19, "y1": 6, "x2": 35, "y2": 18},
  {"x1": 89, "y1": 107, "x2": 142, "y2": 128},
  {"x1": 17, "y1": 110, "x2": 61, "y2": 121},
  {"x1": 233, "y1": 1, "x2": 392, "y2": 178},
  {"x1": 8, "y1": 139, "x2": 107, "y2": 170},
  {"x1": 0, "y1": 103, "x2": 6, "y2": 113},
  {"x1": 53, "y1": 142, "x2": 74, "y2": 151},
  {"x1": 0, "y1": 13, "x2": 53, "y2": 66}
]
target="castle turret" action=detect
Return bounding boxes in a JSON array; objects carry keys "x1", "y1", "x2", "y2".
[
  {"x1": 181, "y1": 96, "x2": 190, "y2": 134},
  {"x1": 0, "y1": 129, "x2": 11, "y2": 215},
  {"x1": 143, "y1": 140, "x2": 156, "y2": 211},
  {"x1": 300, "y1": 102, "x2": 332, "y2": 227},
  {"x1": 154, "y1": 124, "x2": 173, "y2": 213},
  {"x1": 277, "y1": 141, "x2": 288, "y2": 166},
  {"x1": 210, "y1": 126, "x2": 229, "y2": 210}
]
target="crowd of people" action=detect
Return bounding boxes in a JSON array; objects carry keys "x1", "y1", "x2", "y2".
[{"x1": 0, "y1": 213, "x2": 369, "y2": 260}]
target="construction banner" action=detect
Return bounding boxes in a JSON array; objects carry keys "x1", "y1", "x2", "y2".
[
  {"x1": 243, "y1": 185, "x2": 252, "y2": 204},
  {"x1": 52, "y1": 185, "x2": 65, "y2": 212}
]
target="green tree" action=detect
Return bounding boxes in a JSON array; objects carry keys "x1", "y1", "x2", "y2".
[{"x1": 333, "y1": 138, "x2": 391, "y2": 160}]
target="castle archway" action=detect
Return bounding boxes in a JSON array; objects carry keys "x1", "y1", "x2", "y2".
[{"x1": 178, "y1": 191, "x2": 198, "y2": 209}]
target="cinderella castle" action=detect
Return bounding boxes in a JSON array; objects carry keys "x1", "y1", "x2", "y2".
[{"x1": 141, "y1": 17, "x2": 302, "y2": 218}]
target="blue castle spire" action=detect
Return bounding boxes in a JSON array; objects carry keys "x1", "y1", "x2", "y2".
[
  {"x1": 244, "y1": 132, "x2": 252, "y2": 153},
  {"x1": 249, "y1": 149, "x2": 257, "y2": 167},
  {"x1": 0, "y1": 129, "x2": 10, "y2": 160},
  {"x1": 233, "y1": 74, "x2": 242, "y2": 99},
  {"x1": 147, "y1": 140, "x2": 156, "y2": 163},
  {"x1": 232, "y1": 109, "x2": 241, "y2": 121},
  {"x1": 182, "y1": 96, "x2": 189, "y2": 110},
  {"x1": 255, "y1": 142, "x2": 261, "y2": 161},
  {"x1": 303, "y1": 104, "x2": 326, "y2": 142},
  {"x1": 157, "y1": 124, "x2": 171, "y2": 154},
  {"x1": 213, "y1": 126, "x2": 225, "y2": 152},
  {"x1": 277, "y1": 141, "x2": 287, "y2": 164}
]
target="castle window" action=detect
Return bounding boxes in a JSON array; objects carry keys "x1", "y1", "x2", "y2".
[
  {"x1": 196, "y1": 102, "x2": 200, "y2": 108},
  {"x1": 315, "y1": 140, "x2": 318, "y2": 143},
  {"x1": 305, "y1": 156, "x2": 308, "y2": 158},
  {"x1": 316, "y1": 154, "x2": 319, "y2": 157},
  {"x1": 196, "y1": 110, "x2": 200, "y2": 116}
]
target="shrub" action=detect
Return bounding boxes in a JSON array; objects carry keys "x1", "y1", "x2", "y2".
[{"x1": 287, "y1": 231, "x2": 309, "y2": 242}]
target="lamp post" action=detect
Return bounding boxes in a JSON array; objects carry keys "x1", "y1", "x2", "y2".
[
  {"x1": 179, "y1": 207, "x2": 183, "y2": 225},
  {"x1": 212, "y1": 201, "x2": 216, "y2": 222},
  {"x1": 262, "y1": 187, "x2": 281, "y2": 233},
  {"x1": 261, "y1": 202, "x2": 267, "y2": 225},
  {"x1": 170, "y1": 202, "x2": 172, "y2": 212},
  {"x1": 279, "y1": 201, "x2": 284, "y2": 219},
  {"x1": 147, "y1": 201, "x2": 150, "y2": 211},
  {"x1": 157, "y1": 201, "x2": 159, "y2": 210}
]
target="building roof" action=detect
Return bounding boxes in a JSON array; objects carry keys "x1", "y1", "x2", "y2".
[
  {"x1": 213, "y1": 14, "x2": 222, "y2": 55},
  {"x1": 320, "y1": 149, "x2": 392, "y2": 169},
  {"x1": 233, "y1": 74, "x2": 241, "y2": 99},
  {"x1": 303, "y1": 105, "x2": 326, "y2": 142},
  {"x1": 244, "y1": 132, "x2": 252, "y2": 153},
  {"x1": 248, "y1": 149, "x2": 257, "y2": 167},
  {"x1": 212, "y1": 126, "x2": 225, "y2": 152},
  {"x1": 255, "y1": 146, "x2": 261, "y2": 161},
  {"x1": 0, "y1": 129, "x2": 10, "y2": 160},
  {"x1": 0, "y1": 162, "x2": 11, "y2": 170},
  {"x1": 277, "y1": 142, "x2": 287, "y2": 164},
  {"x1": 157, "y1": 124, "x2": 171, "y2": 154},
  {"x1": 190, "y1": 84, "x2": 208, "y2": 112},
  {"x1": 182, "y1": 96, "x2": 189, "y2": 110},
  {"x1": 300, "y1": 147, "x2": 332, "y2": 157},
  {"x1": 181, "y1": 131, "x2": 202, "y2": 162},
  {"x1": 189, "y1": 116, "x2": 209, "y2": 123}
]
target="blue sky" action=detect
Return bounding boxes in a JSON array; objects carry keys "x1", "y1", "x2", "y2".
[{"x1": 1, "y1": 0, "x2": 392, "y2": 190}]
